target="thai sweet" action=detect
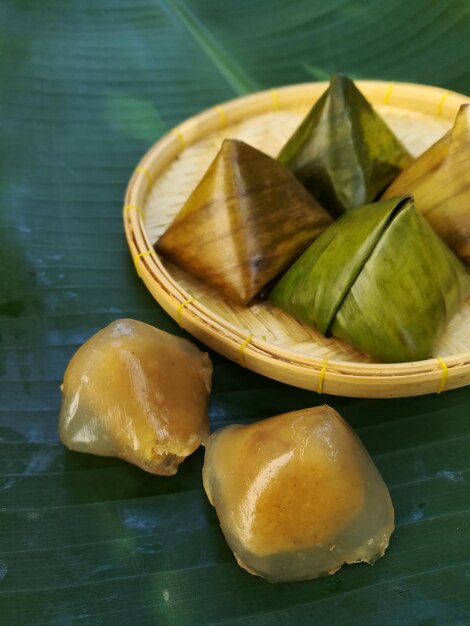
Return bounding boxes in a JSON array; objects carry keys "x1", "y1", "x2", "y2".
[
  {"x1": 155, "y1": 139, "x2": 332, "y2": 304},
  {"x1": 59, "y1": 319, "x2": 212, "y2": 475},
  {"x1": 278, "y1": 75, "x2": 412, "y2": 217},
  {"x1": 270, "y1": 196, "x2": 470, "y2": 362},
  {"x1": 383, "y1": 104, "x2": 470, "y2": 264},
  {"x1": 203, "y1": 406, "x2": 394, "y2": 583}
]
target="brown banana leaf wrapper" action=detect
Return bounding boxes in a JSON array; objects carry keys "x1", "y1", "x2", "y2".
[
  {"x1": 383, "y1": 104, "x2": 470, "y2": 265},
  {"x1": 155, "y1": 139, "x2": 332, "y2": 305},
  {"x1": 278, "y1": 75, "x2": 412, "y2": 218},
  {"x1": 270, "y1": 196, "x2": 470, "y2": 363}
]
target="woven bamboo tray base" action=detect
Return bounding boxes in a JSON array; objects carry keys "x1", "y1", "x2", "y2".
[{"x1": 124, "y1": 81, "x2": 470, "y2": 398}]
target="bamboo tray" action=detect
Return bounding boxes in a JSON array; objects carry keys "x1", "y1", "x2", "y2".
[{"x1": 124, "y1": 81, "x2": 470, "y2": 398}]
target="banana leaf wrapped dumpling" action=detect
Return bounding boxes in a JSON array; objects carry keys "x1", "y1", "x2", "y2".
[
  {"x1": 383, "y1": 105, "x2": 470, "y2": 264},
  {"x1": 270, "y1": 196, "x2": 470, "y2": 362},
  {"x1": 278, "y1": 75, "x2": 412, "y2": 217},
  {"x1": 155, "y1": 139, "x2": 332, "y2": 305}
]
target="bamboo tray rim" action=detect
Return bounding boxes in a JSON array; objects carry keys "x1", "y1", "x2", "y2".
[{"x1": 123, "y1": 80, "x2": 470, "y2": 396}]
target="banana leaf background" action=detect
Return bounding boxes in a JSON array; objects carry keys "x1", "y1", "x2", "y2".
[{"x1": 1, "y1": 1, "x2": 470, "y2": 624}]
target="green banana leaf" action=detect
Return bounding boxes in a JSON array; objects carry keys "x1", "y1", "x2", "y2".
[
  {"x1": 155, "y1": 139, "x2": 331, "y2": 304},
  {"x1": 278, "y1": 75, "x2": 412, "y2": 217},
  {"x1": 383, "y1": 105, "x2": 470, "y2": 265},
  {"x1": 270, "y1": 196, "x2": 470, "y2": 362},
  {"x1": 2, "y1": 1, "x2": 470, "y2": 624}
]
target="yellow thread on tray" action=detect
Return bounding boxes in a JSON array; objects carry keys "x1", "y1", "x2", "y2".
[
  {"x1": 124, "y1": 204, "x2": 144, "y2": 220},
  {"x1": 133, "y1": 250, "x2": 154, "y2": 277},
  {"x1": 271, "y1": 89, "x2": 280, "y2": 111},
  {"x1": 136, "y1": 166, "x2": 152, "y2": 187},
  {"x1": 172, "y1": 129, "x2": 186, "y2": 150},
  {"x1": 436, "y1": 92, "x2": 450, "y2": 116},
  {"x1": 317, "y1": 358, "x2": 328, "y2": 394},
  {"x1": 215, "y1": 105, "x2": 227, "y2": 128},
  {"x1": 176, "y1": 297, "x2": 195, "y2": 328},
  {"x1": 383, "y1": 83, "x2": 394, "y2": 105},
  {"x1": 436, "y1": 356, "x2": 448, "y2": 394},
  {"x1": 239, "y1": 333, "x2": 253, "y2": 367}
]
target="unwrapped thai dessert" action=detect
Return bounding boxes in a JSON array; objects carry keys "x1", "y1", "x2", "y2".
[
  {"x1": 59, "y1": 319, "x2": 212, "y2": 475},
  {"x1": 155, "y1": 138, "x2": 332, "y2": 304},
  {"x1": 203, "y1": 406, "x2": 394, "y2": 583},
  {"x1": 270, "y1": 196, "x2": 470, "y2": 362},
  {"x1": 278, "y1": 75, "x2": 412, "y2": 217},
  {"x1": 383, "y1": 104, "x2": 470, "y2": 264}
]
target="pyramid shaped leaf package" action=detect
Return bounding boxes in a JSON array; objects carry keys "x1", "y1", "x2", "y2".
[
  {"x1": 278, "y1": 75, "x2": 412, "y2": 217},
  {"x1": 155, "y1": 139, "x2": 332, "y2": 305},
  {"x1": 383, "y1": 104, "x2": 470, "y2": 265},
  {"x1": 270, "y1": 196, "x2": 470, "y2": 362}
]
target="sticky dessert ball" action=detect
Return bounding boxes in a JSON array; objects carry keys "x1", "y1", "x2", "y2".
[
  {"x1": 59, "y1": 319, "x2": 212, "y2": 475},
  {"x1": 203, "y1": 406, "x2": 394, "y2": 582}
]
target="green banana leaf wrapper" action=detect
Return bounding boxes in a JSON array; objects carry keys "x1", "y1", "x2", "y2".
[
  {"x1": 278, "y1": 75, "x2": 412, "y2": 218},
  {"x1": 155, "y1": 139, "x2": 332, "y2": 305},
  {"x1": 383, "y1": 104, "x2": 470, "y2": 265},
  {"x1": 270, "y1": 196, "x2": 470, "y2": 362}
]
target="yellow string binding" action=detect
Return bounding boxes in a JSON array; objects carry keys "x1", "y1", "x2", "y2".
[
  {"x1": 176, "y1": 297, "x2": 195, "y2": 328},
  {"x1": 136, "y1": 166, "x2": 152, "y2": 189},
  {"x1": 239, "y1": 333, "x2": 253, "y2": 367},
  {"x1": 172, "y1": 129, "x2": 186, "y2": 150},
  {"x1": 383, "y1": 83, "x2": 394, "y2": 105},
  {"x1": 436, "y1": 92, "x2": 449, "y2": 116},
  {"x1": 271, "y1": 89, "x2": 280, "y2": 111},
  {"x1": 133, "y1": 250, "x2": 154, "y2": 278},
  {"x1": 124, "y1": 204, "x2": 144, "y2": 220},
  {"x1": 215, "y1": 105, "x2": 227, "y2": 128},
  {"x1": 436, "y1": 356, "x2": 448, "y2": 394},
  {"x1": 317, "y1": 358, "x2": 328, "y2": 394}
]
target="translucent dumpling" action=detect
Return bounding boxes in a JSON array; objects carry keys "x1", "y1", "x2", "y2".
[
  {"x1": 59, "y1": 319, "x2": 212, "y2": 475},
  {"x1": 203, "y1": 406, "x2": 394, "y2": 582}
]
